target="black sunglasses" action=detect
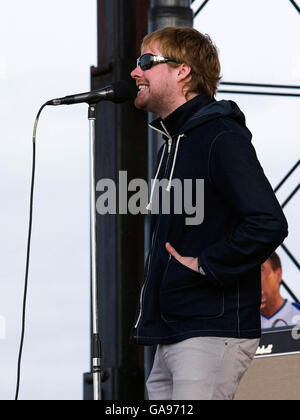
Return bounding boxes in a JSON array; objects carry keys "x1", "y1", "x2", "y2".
[{"x1": 137, "y1": 53, "x2": 178, "y2": 71}]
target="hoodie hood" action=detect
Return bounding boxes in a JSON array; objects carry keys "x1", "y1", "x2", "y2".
[
  {"x1": 149, "y1": 94, "x2": 252, "y2": 141},
  {"x1": 182, "y1": 99, "x2": 250, "y2": 137}
]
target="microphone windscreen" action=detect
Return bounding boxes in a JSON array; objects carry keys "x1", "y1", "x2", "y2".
[{"x1": 112, "y1": 80, "x2": 131, "y2": 104}]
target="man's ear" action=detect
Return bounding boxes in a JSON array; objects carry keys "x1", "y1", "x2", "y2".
[{"x1": 177, "y1": 63, "x2": 192, "y2": 82}]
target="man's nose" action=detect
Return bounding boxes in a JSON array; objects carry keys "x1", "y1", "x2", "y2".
[{"x1": 131, "y1": 65, "x2": 143, "y2": 79}]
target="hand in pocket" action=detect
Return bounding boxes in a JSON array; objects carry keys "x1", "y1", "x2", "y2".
[{"x1": 165, "y1": 242, "x2": 198, "y2": 273}]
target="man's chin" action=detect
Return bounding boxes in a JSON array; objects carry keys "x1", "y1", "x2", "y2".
[{"x1": 134, "y1": 97, "x2": 152, "y2": 113}]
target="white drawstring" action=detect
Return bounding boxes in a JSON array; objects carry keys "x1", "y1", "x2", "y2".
[
  {"x1": 149, "y1": 123, "x2": 169, "y2": 139},
  {"x1": 146, "y1": 134, "x2": 185, "y2": 211},
  {"x1": 160, "y1": 121, "x2": 172, "y2": 143},
  {"x1": 146, "y1": 144, "x2": 167, "y2": 211},
  {"x1": 147, "y1": 117, "x2": 186, "y2": 211},
  {"x1": 166, "y1": 134, "x2": 185, "y2": 192}
]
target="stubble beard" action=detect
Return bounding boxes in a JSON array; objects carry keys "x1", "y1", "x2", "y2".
[{"x1": 134, "y1": 89, "x2": 173, "y2": 118}]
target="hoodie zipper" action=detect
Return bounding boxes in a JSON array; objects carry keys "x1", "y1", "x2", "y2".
[{"x1": 134, "y1": 136, "x2": 173, "y2": 331}]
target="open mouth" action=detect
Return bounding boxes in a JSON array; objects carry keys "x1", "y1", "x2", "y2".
[{"x1": 137, "y1": 84, "x2": 150, "y2": 94}]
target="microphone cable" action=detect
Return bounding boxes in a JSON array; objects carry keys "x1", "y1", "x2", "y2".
[{"x1": 15, "y1": 102, "x2": 49, "y2": 401}]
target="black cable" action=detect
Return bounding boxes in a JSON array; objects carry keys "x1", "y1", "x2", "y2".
[{"x1": 15, "y1": 102, "x2": 49, "y2": 401}]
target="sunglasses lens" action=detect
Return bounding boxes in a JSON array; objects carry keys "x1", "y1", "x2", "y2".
[{"x1": 139, "y1": 54, "x2": 152, "y2": 71}]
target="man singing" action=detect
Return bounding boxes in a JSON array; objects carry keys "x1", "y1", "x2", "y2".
[{"x1": 130, "y1": 27, "x2": 288, "y2": 400}]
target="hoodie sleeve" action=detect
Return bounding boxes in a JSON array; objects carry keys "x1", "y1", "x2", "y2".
[{"x1": 198, "y1": 130, "x2": 288, "y2": 287}]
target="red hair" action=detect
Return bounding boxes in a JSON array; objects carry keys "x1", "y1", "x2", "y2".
[{"x1": 142, "y1": 27, "x2": 221, "y2": 99}]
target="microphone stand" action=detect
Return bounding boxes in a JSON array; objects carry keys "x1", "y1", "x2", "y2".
[
  {"x1": 41, "y1": 84, "x2": 129, "y2": 400},
  {"x1": 88, "y1": 104, "x2": 102, "y2": 401}
]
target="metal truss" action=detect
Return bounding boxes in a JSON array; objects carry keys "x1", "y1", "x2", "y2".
[
  {"x1": 218, "y1": 83, "x2": 300, "y2": 98},
  {"x1": 191, "y1": 0, "x2": 300, "y2": 18},
  {"x1": 191, "y1": 0, "x2": 300, "y2": 300}
]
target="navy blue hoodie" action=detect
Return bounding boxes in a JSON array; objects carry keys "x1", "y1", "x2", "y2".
[{"x1": 131, "y1": 94, "x2": 288, "y2": 345}]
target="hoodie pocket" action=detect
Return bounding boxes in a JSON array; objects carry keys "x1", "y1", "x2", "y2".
[{"x1": 160, "y1": 257, "x2": 224, "y2": 322}]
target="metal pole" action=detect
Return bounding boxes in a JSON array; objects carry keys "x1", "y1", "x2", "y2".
[
  {"x1": 145, "y1": 0, "x2": 194, "y2": 390},
  {"x1": 149, "y1": 0, "x2": 194, "y2": 31},
  {"x1": 88, "y1": 104, "x2": 102, "y2": 401}
]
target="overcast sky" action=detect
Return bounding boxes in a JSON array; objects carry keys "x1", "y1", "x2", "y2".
[
  {"x1": 0, "y1": 0, "x2": 299, "y2": 400},
  {"x1": 0, "y1": 0, "x2": 97, "y2": 400}
]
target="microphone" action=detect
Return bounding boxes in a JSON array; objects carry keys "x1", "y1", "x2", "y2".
[{"x1": 47, "y1": 80, "x2": 130, "y2": 106}]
